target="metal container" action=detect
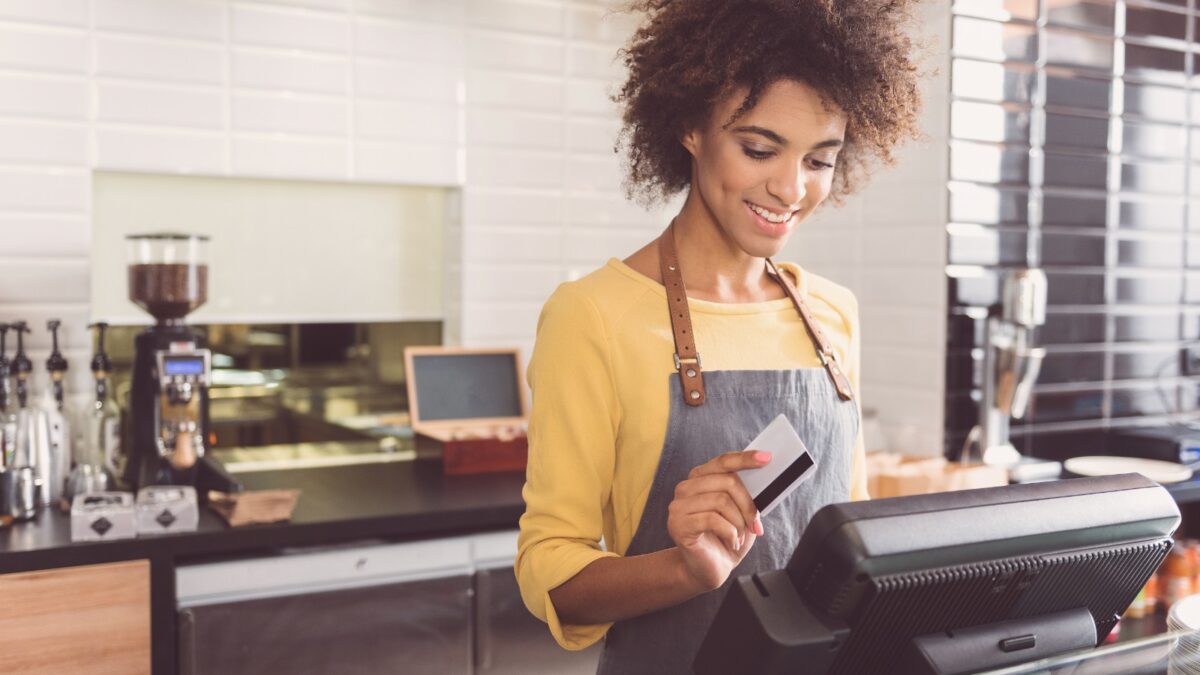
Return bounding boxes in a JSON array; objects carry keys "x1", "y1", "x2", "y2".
[
  {"x1": 1, "y1": 466, "x2": 38, "y2": 521},
  {"x1": 994, "y1": 345, "x2": 1046, "y2": 419},
  {"x1": 65, "y1": 463, "x2": 111, "y2": 502},
  {"x1": 1000, "y1": 268, "x2": 1047, "y2": 328}
]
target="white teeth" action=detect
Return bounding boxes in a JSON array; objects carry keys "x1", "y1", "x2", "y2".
[{"x1": 747, "y1": 201, "x2": 792, "y2": 224}]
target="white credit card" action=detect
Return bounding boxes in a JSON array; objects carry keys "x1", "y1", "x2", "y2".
[{"x1": 737, "y1": 414, "x2": 817, "y2": 516}]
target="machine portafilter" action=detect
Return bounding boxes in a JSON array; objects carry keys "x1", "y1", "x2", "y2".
[{"x1": 979, "y1": 269, "x2": 1047, "y2": 467}]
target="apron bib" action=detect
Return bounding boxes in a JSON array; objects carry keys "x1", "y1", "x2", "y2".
[{"x1": 596, "y1": 223, "x2": 861, "y2": 674}]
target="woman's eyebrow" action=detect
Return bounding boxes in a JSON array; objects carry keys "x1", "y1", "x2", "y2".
[
  {"x1": 732, "y1": 125, "x2": 786, "y2": 145},
  {"x1": 732, "y1": 125, "x2": 843, "y2": 151}
]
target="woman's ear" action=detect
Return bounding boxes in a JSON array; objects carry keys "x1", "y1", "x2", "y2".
[{"x1": 680, "y1": 127, "x2": 701, "y2": 157}]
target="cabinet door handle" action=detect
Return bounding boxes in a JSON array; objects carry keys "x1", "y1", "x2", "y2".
[
  {"x1": 178, "y1": 607, "x2": 196, "y2": 675},
  {"x1": 475, "y1": 568, "x2": 494, "y2": 672}
]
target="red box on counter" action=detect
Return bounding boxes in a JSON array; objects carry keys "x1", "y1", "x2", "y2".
[{"x1": 404, "y1": 346, "x2": 529, "y2": 476}]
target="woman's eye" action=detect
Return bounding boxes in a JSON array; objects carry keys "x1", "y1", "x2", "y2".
[
  {"x1": 808, "y1": 158, "x2": 835, "y2": 170},
  {"x1": 742, "y1": 147, "x2": 774, "y2": 161}
]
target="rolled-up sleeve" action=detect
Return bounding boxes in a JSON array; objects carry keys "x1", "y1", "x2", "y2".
[{"x1": 516, "y1": 282, "x2": 621, "y2": 650}]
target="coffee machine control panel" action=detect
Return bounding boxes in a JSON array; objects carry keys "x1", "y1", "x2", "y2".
[
  {"x1": 156, "y1": 350, "x2": 211, "y2": 392},
  {"x1": 153, "y1": 347, "x2": 210, "y2": 470}
]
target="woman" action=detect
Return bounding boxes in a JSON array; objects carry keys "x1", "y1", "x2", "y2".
[{"x1": 516, "y1": 1, "x2": 923, "y2": 672}]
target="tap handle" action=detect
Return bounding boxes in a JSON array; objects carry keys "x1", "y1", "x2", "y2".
[
  {"x1": 88, "y1": 322, "x2": 112, "y2": 375},
  {"x1": 0, "y1": 323, "x2": 9, "y2": 371},
  {"x1": 10, "y1": 322, "x2": 31, "y2": 378},
  {"x1": 46, "y1": 319, "x2": 68, "y2": 377}
]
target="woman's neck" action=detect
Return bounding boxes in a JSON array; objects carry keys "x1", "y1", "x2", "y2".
[{"x1": 671, "y1": 190, "x2": 784, "y2": 303}]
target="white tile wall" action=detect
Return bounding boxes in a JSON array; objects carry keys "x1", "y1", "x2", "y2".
[
  {"x1": 231, "y1": 48, "x2": 350, "y2": 95},
  {"x1": 0, "y1": 0, "x2": 947, "y2": 457},
  {"x1": 95, "y1": 35, "x2": 225, "y2": 85},
  {"x1": 0, "y1": 0, "x2": 88, "y2": 27},
  {"x1": 780, "y1": 0, "x2": 952, "y2": 455},
  {"x1": 96, "y1": 81, "x2": 225, "y2": 129},
  {"x1": 0, "y1": 73, "x2": 88, "y2": 119},
  {"x1": 233, "y1": 5, "x2": 350, "y2": 53},
  {"x1": 0, "y1": 121, "x2": 89, "y2": 165},
  {"x1": 231, "y1": 92, "x2": 348, "y2": 135},
  {"x1": 95, "y1": 0, "x2": 226, "y2": 40},
  {"x1": 0, "y1": 215, "x2": 90, "y2": 256},
  {"x1": 94, "y1": 127, "x2": 226, "y2": 174},
  {"x1": 0, "y1": 24, "x2": 88, "y2": 73}
]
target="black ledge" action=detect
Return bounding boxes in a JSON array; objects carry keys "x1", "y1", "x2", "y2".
[{"x1": 0, "y1": 458, "x2": 527, "y2": 575}]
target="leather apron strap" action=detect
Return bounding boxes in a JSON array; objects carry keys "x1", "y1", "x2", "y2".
[
  {"x1": 658, "y1": 222, "x2": 855, "y2": 406},
  {"x1": 658, "y1": 221, "x2": 707, "y2": 406}
]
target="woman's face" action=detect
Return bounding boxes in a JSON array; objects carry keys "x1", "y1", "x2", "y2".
[{"x1": 682, "y1": 79, "x2": 848, "y2": 258}]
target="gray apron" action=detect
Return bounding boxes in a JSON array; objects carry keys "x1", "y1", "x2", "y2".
[
  {"x1": 595, "y1": 369, "x2": 859, "y2": 675},
  {"x1": 596, "y1": 224, "x2": 860, "y2": 674}
]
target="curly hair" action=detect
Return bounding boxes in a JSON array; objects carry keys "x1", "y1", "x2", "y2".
[{"x1": 615, "y1": 0, "x2": 925, "y2": 205}]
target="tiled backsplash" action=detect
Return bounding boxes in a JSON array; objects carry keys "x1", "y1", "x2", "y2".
[
  {"x1": 0, "y1": 0, "x2": 955, "y2": 454},
  {"x1": 945, "y1": 0, "x2": 1200, "y2": 459},
  {"x1": 0, "y1": 0, "x2": 673, "y2": 397}
]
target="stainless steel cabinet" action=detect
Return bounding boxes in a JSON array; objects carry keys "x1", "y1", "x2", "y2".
[
  {"x1": 177, "y1": 537, "x2": 475, "y2": 675},
  {"x1": 177, "y1": 533, "x2": 603, "y2": 674},
  {"x1": 475, "y1": 565, "x2": 601, "y2": 674},
  {"x1": 179, "y1": 574, "x2": 472, "y2": 675}
]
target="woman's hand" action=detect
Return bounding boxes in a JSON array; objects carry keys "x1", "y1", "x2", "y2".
[{"x1": 667, "y1": 450, "x2": 771, "y2": 593}]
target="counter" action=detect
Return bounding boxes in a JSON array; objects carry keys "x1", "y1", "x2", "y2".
[
  {"x1": 0, "y1": 458, "x2": 527, "y2": 674},
  {"x1": 6, "y1": 458, "x2": 1200, "y2": 674},
  {"x1": 0, "y1": 458, "x2": 525, "y2": 572}
]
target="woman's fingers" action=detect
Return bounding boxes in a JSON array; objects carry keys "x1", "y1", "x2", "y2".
[
  {"x1": 670, "y1": 491, "x2": 748, "y2": 538},
  {"x1": 678, "y1": 512, "x2": 739, "y2": 553},
  {"x1": 674, "y1": 473, "x2": 760, "y2": 535},
  {"x1": 688, "y1": 450, "x2": 771, "y2": 478},
  {"x1": 668, "y1": 501, "x2": 743, "y2": 552}
]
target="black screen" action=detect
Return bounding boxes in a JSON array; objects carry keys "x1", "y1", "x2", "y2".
[{"x1": 411, "y1": 352, "x2": 523, "y2": 421}]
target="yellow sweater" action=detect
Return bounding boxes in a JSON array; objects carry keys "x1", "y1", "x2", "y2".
[{"x1": 516, "y1": 257, "x2": 867, "y2": 650}]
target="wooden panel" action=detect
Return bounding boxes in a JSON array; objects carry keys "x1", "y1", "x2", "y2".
[{"x1": 0, "y1": 560, "x2": 150, "y2": 675}]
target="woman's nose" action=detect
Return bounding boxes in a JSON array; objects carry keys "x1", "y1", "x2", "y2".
[{"x1": 767, "y1": 162, "x2": 806, "y2": 208}]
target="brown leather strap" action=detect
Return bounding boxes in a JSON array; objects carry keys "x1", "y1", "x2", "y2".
[
  {"x1": 657, "y1": 222, "x2": 855, "y2": 406},
  {"x1": 659, "y1": 221, "x2": 707, "y2": 406},
  {"x1": 765, "y1": 258, "x2": 855, "y2": 401}
]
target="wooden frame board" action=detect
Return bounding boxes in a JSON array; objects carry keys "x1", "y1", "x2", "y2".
[{"x1": 403, "y1": 346, "x2": 528, "y2": 435}]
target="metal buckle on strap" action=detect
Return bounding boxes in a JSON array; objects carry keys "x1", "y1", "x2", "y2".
[
  {"x1": 674, "y1": 352, "x2": 703, "y2": 370},
  {"x1": 817, "y1": 349, "x2": 836, "y2": 367}
]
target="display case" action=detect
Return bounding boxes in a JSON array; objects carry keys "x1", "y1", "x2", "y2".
[{"x1": 982, "y1": 628, "x2": 1200, "y2": 675}]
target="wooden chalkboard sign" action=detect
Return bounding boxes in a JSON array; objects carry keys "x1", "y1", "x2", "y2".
[
  {"x1": 404, "y1": 346, "x2": 528, "y2": 435},
  {"x1": 404, "y1": 347, "x2": 529, "y2": 475}
]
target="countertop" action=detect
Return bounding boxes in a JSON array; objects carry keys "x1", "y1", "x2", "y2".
[
  {"x1": 7, "y1": 455, "x2": 1200, "y2": 576},
  {"x1": 0, "y1": 458, "x2": 527, "y2": 574}
]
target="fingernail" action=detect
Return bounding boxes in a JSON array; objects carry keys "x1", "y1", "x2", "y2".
[
  {"x1": 754, "y1": 514, "x2": 764, "y2": 536},
  {"x1": 753, "y1": 451, "x2": 772, "y2": 463}
]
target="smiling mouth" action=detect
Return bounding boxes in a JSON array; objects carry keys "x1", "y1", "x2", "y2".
[{"x1": 745, "y1": 201, "x2": 796, "y2": 224}]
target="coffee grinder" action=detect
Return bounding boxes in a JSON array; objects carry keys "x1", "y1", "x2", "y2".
[{"x1": 126, "y1": 233, "x2": 239, "y2": 495}]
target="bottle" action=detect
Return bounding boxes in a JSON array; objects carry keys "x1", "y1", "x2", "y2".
[
  {"x1": 1163, "y1": 543, "x2": 1194, "y2": 611},
  {"x1": 1145, "y1": 572, "x2": 1159, "y2": 615},
  {"x1": 0, "y1": 324, "x2": 17, "y2": 468},
  {"x1": 38, "y1": 319, "x2": 71, "y2": 507},
  {"x1": 0, "y1": 324, "x2": 17, "y2": 526},
  {"x1": 84, "y1": 323, "x2": 121, "y2": 490},
  {"x1": 9, "y1": 322, "x2": 45, "y2": 499}
]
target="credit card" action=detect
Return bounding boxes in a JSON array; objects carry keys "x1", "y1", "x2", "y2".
[{"x1": 737, "y1": 414, "x2": 817, "y2": 516}]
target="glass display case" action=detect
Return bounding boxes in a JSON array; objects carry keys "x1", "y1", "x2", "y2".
[{"x1": 983, "y1": 628, "x2": 1200, "y2": 674}]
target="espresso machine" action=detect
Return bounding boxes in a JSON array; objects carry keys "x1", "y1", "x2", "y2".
[
  {"x1": 977, "y1": 269, "x2": 1050, "y2": 476},
  {"x1": 125, "y1": 233, "x2": 239, "y2": 496}
]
